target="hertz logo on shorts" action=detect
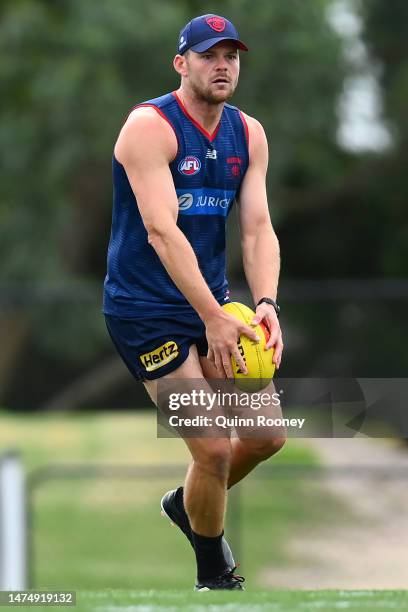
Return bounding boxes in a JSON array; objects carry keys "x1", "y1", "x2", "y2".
[{"x1": 140, "y1": 342, "x2": 179, "y2": 372}]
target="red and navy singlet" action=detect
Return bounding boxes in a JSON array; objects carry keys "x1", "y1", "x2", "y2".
[{"x1": 103, "y1": 91, "x2": 249, "y2": 318}]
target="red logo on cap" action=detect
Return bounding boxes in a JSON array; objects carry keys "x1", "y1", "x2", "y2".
[{"x1": 206, "y1": 16, "x2": 226, "y2": 32}]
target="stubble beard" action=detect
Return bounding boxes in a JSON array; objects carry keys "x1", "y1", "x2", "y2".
[{"x1": 189, "y1": 79, "x2": 237, "y2": 105}]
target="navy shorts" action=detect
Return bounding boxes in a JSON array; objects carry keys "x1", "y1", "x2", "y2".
[{"x1": 105, "y1": 311, "x2": 209, "y2": 381}]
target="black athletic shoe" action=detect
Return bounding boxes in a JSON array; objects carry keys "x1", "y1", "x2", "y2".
[
  {"x1": 160, "y1": 487, "x2": 236, "y2": 570},
  {"x1": 195, "y1": 566, "x2": 245, "y2": 591},
  {"x1": 160, "y1": 488, "x2": 192, "y2": 542}
]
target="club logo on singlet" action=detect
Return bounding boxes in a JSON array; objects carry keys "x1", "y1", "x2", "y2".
[
  {"x1": 227, "y1": 156, "x2": 243, "y2": 177},
  {"x1": 140, "y1": 341, "x2": 179, "y2": 372},
  {"x1": 178, "y1": 156, "x2": 201, "y2": 176}
]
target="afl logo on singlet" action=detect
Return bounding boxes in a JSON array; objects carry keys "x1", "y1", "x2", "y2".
[{"x1": 178, "y1": 156, "x2": 201, "y2": 176}]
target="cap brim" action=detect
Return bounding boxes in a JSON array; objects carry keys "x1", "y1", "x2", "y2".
[{"x1": 190, "y1": 37, "x2": 248, "y2": 53}]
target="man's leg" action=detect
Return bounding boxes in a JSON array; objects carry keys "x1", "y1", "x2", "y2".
[
  {"x1": 144, "y1": 345, "x2": 233, "y2": 581},
  {"x1": 199, "y1": 355, "x2": 287, "y2": 489},
  {"x1": 227, "y1": 436, "x2": 286, "y2": 488},
  {"x1": 182, "y1": 436, "x2": 231, "y2": 536}
]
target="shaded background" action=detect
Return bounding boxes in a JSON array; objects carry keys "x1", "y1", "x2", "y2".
[
  {"x1": 2, "y1": 0, "x2": 407, "y2": 411},
  {"x1": 1, "y1": 0, "x2": 408, "y2": 595},
  {"x1": 1, "y1": 0, "x2": 408, "y2": 410}
]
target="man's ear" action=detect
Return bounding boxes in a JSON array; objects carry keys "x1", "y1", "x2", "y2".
[{"x1": 173, "y1": 53, "x2": 189, "y2": 77}]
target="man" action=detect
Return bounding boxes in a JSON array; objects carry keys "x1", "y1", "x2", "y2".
[{"x1": 103, "y1": 14, "x2": 285, "y2": 590}]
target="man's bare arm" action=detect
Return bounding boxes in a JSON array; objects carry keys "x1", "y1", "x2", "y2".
[
  {"x1": 114, "y1": 108, "x2": 258, "y2": 375},
  {"x1": 237, "y1": 114, "x2": 283, "y2": 367}
]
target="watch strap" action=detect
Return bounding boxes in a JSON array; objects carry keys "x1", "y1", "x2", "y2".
[{"x1": 256, "y1": 297, "x2": 280, "y2": 317}]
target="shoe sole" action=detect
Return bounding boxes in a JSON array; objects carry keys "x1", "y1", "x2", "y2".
[
  {"x1": 195, "y1": 587, "x2": 210, "y2": 592},
  {"x1": 194, "y1": 585, "x2": 244, "y2": 591},
  {"x1": 160, "y1": 495, "x2": 176, "y2": 527}
]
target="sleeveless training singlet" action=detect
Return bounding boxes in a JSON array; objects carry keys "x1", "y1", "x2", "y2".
[{"x1": 103, "y1": 91, "x2": 249, "y2": 318}]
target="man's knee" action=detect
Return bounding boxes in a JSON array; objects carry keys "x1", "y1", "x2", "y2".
[
  {"x1": 241, "y1": 436, "x2": 286, "y2": 461},
  {"x1": 194, "y1": 440, "x2": 232, "y2": 478}
]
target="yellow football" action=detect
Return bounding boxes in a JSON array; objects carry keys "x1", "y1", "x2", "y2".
[{"x1": 222, "y1": 302, "x2": 275, "y2": 391}]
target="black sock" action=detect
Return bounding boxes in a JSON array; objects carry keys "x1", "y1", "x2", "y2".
[{"x1": 192, "y1": 530, "x2": 229, "y2": 580}]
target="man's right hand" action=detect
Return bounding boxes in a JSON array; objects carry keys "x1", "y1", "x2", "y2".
[{"x1": 204, "y1": 309, "x2": 260, "y2": 378}]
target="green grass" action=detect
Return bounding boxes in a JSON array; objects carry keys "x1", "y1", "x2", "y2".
[
  {"x1": 73, "y1": 589, "x2": 408, "y2": 611},
  {"x1": 0, "y1": 411, "x2": 374, "y2": 594},
  {"x1": 31, "y1": 472, "x2": 346, "y2": 591}
]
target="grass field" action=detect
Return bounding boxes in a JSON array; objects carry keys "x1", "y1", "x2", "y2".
[
  {"x1": 73, "y1": 588, "x2": 408, "y2": 611},
  {"x1": 1, "y1": 411, "x2": 349, "y2": 590},
  {"x1": 1, "y1": 410, "x2": 406, "y2": 609}
]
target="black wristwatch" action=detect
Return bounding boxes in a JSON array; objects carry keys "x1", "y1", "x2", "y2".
[{"x1": 256, "y1": 297, "x2": 280, "y2": 318}]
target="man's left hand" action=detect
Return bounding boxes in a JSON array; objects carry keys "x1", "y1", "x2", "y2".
[{"x1": 252, "y1": 303, "x2": 283, "y2": 369}]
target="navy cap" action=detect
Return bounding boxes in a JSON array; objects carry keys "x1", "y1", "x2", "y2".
[{"x1": 178, "y1": 14, "x2": 248, "y2": 55}]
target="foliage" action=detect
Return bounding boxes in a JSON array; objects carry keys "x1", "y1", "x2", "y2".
[
  {"x1": 1, "y1": 0, "x2": 344, "y2": 283},
  {"x1": 1, "y1": 1, "x2": 407, "y2": 404}
]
